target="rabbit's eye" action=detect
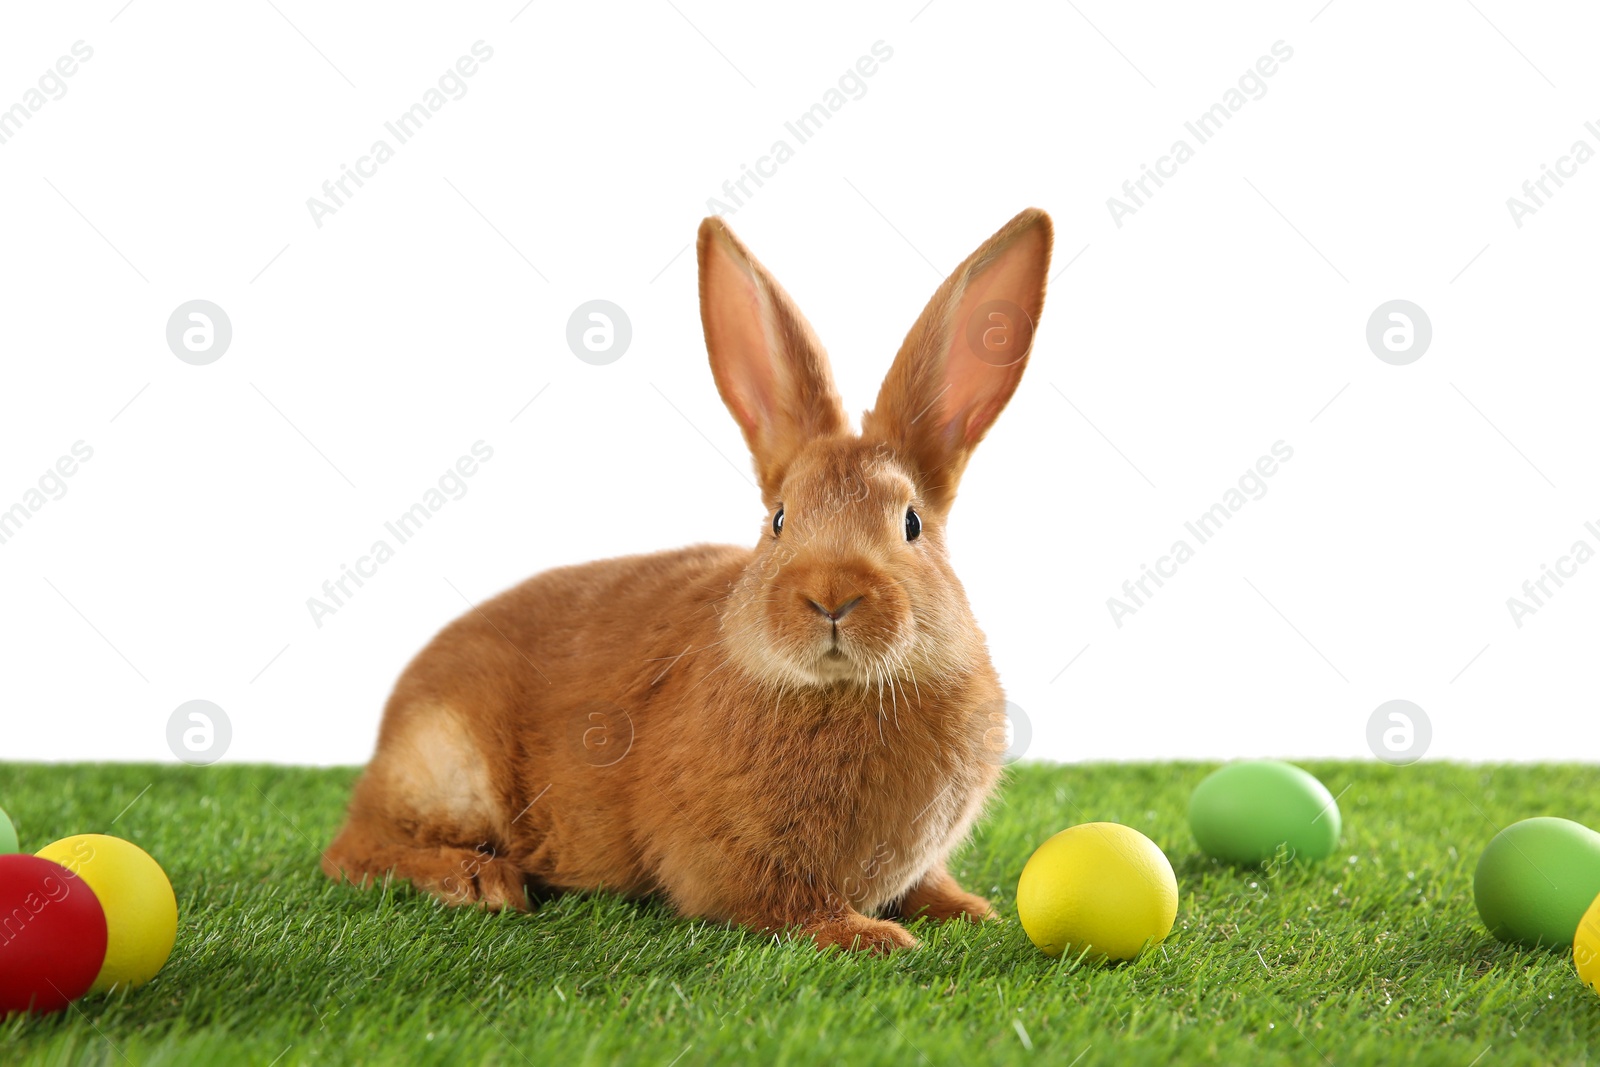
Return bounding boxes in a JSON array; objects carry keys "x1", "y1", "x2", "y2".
[
  {"x1": 904, "y1": 507, "x2": 922, "y2": 542},
  {"x1": 772, "y1": 507, "x2": 784, "y2": 536}
]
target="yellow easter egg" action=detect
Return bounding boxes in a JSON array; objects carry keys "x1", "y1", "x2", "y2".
[
  {"x1": 36, "y1": 834, "x2": 177, "y2": 993},
  {"x1": 1017, "y1": 821, "x2": 1178, "y2": 961},
  {"x1": 1576, "y1": 890, "x2": 1600, "y2": 997}
]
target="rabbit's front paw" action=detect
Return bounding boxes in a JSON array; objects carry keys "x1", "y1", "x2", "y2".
[
  {"x1": 918, "y1": 890, "x2": 995, "y2": 924},
  {"x1": 895, "y1": 870, "x2": 997, "y2": 924},
  {"x1": 804, "y1": 913, "x2": 918, "y2": 954}
]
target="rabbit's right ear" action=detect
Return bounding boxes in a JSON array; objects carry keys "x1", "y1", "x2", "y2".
[
  {"x1": 863, "y1": 209, "x2": 1052, "y2": 511},
  {"x1": 698, "y1": 217, "x2": 849, "y2": 500}
]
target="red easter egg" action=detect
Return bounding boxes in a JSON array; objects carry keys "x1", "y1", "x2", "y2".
[{"x1": 0, "y1": 854, "x2": 109, "y2": 1015}]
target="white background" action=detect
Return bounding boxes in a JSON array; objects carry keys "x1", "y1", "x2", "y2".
[{"x1": 1, "y1": 1, "x2": 1596, "y2": 765}]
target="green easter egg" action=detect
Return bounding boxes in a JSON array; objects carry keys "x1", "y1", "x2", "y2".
[
  {"x1": 1474, "y1": 817, "x2": 1600, "y2": 948},
  {"x1": 1188, "y1": 760, "x2": 1341, "y2": 864},
  {"x1": 0, "y1": 807, "x2": 17, "y2": 853}
]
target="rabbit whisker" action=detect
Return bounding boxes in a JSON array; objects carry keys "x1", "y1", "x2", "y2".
[
  {"x1": 643, "y1": 638, "x2": 725, "y2": 663},
  {"x1": 648, "y1": 643, "x2": 697, "y2": 686},
  {"x1": 886, "y1": 655, "x2": 901, "y2": 732},
  {"x1": 679, "y1": 656, "x2": 735, "y2": 700},
  {"x1": 901, "y1": 649, "x2": 924, "y2": 709}
]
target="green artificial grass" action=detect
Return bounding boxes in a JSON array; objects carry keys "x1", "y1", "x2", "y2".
[{"x1": 2, "y1": 761, "x2": 1598, "y2": 1066}]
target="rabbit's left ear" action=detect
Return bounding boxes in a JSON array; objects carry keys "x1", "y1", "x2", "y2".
[
  {"x1": 864, "y1": 208, "x2": 1053, "y2": 510},
  {"x1": 698, "y1": 217, "x2": 849, "y2": 500}
]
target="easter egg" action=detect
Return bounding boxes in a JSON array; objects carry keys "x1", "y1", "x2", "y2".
[
  {"x1": 1017, "y1": 822, "x2": 1178, "y2": 961},
  {"x1": 1188, "y1": 760, "x2": 1341, "y2": 865},
  {"x1": 1474, "y1": 817, "x2": 1600, "y2": 948},
  {"x1": 1576, "y1": 891, "x2": 1600, "y2": 996},
  {"x1": 0, "y1": 854, "x2": 108, "y2": 1014},
  {"x1": 0, "y1": 807, "x2": 17, "y2": 853},
  {"x1": 36, "y1": 834, "x2": 178, "y2": 993}
]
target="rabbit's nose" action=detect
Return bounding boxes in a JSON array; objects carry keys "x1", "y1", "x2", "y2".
[{"x1": 807, "y1": 596, "x2": 862, "y2": 622}]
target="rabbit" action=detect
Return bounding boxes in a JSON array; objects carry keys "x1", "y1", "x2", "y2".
[{"x1": 321, "y1": 207, "x2": 1054, "y2": 953}]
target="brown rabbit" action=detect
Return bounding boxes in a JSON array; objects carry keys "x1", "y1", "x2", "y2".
[{"x1": 322, "y1": 208, "x2": 1054, "y2": 952}]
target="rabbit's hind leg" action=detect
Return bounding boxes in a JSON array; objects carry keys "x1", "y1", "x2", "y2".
[
  {"x1": 322, "y1": 702, "x2": 528, "y2": 910},
  {"x1": 321, "y1": 824, "x2": 530, "y2": 910}
]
